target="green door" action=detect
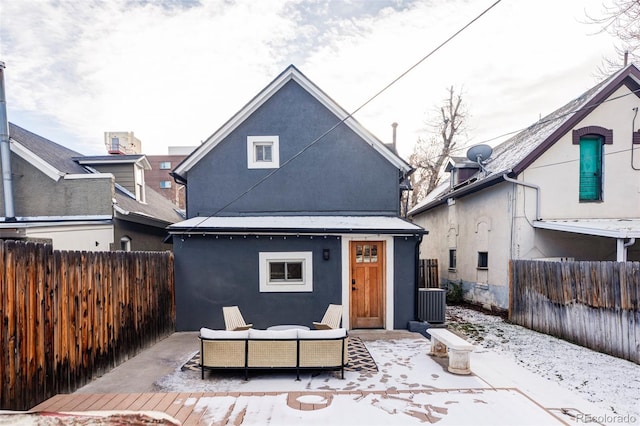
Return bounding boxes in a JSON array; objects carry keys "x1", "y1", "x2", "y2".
[{"x1": 579, "y1": 137, "x2": 602, "y2": 201}]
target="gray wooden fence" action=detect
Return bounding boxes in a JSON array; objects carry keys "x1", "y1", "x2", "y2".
[{"x1": 509, "y1": 259, "x2": 639, "y2": 364}]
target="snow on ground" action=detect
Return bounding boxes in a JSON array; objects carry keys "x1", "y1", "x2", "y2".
[{"x1": 446, "y1": 305, "x2": 640, "y2": 420}]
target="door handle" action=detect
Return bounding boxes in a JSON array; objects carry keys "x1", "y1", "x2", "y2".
[{"x1": 352, "y1": 286, "x2": 357, "y2": 291}]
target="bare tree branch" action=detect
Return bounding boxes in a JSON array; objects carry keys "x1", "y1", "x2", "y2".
[
  {"x1": 584, "y1": 0, "x2": 640, "y2": 77},
  {"x1": 405, "y1": 86, "x2": 468, "y2": 210}
]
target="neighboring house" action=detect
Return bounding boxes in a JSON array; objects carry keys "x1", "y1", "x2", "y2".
[
  {"x1": 0, "y1": 123, "x2": 183, "y2": 251},
  {"x1": 146, "y1": 147, "x2": 196, "y2": 211},
  {"x1": 409, "y1": 63, "x2": 640, "y2": 311},
  {"x1": 168, "y1": 65, "x2": 425, "y2": 331}
]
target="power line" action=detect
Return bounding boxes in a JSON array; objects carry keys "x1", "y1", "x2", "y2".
[{"x1": 415, "y1": 85, "x2": 640, "y2": 167}]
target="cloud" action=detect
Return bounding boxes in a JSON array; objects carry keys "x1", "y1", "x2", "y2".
[{"x1": 0, "y1": 0, "x2": 620, "y2": 159}]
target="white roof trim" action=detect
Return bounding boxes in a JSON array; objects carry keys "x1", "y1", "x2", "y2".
[
  {"x1": 10, "y1": 139, "x2": 64, "y2": 181},
  {"x1": 533, "y1": 219, "x2": 640, "y2": 238},
  {"x1": 76, "y1": 156, "x2": 152, "y2": 170},
  {"x1": 174, "y1": 66, "x2": 410, "y2": 175},
  {"x1": 64, "y1": 173, "x2": 113, "y2": 180},
  {"x1": 168, "y1": 215, "x2": 424, "y2": 234},
  {"x1": 0, "y1": 215, "x2": 113, "y2": 227}
]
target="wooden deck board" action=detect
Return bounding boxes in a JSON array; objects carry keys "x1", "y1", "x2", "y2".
[
  {"x1": 173, "y1": 393, "x2": 199, "y2": 424},
  {"x1": 144, "y1": 392, "x2": 169, "y2": 411},
  {"x1": 152, "y1": 392, "x2": 181, "y2": 412},
  {"x1": 88, "y1": 393, "x2": 119, "y2": 410},
  {"x1": 127, "y1": 392, "x2": 156, "y2": 411},
  {"x1": 72, "y1": 393, "x2": 108, "y2": 412},
  {"x1": 164, "y1": 392, "x2": 192, "y2": 418},
  {"x1": 98, "y1": 393, "x2": 131, "y2": 410}
]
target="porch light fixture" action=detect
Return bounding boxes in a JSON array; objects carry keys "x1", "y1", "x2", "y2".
[{"x1": 323, "y1": 249, "x2": 330, "y2": 261}]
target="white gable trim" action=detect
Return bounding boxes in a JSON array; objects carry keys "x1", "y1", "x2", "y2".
[
  {"x1": 10, "y1": 139, "x2": 64, "y2": 181},
  {"x1": 175, "y1": 66, "x2": 410, "y2": 176}
]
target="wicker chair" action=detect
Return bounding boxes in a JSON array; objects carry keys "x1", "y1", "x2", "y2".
[
  {"x1": 313, "y1": 304, "x2": 342, "y2": 330},
  {"x1": 222, "y1": 306, "x2": 253, "y2": 331}
]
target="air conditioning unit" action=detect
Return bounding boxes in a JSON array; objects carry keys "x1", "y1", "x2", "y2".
[{"x1": 417, "y1": 288, "x2": 446, "y2": 323}]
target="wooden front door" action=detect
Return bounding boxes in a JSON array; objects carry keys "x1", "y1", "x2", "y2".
[{"x1": 350, "y1": 241, "x2": 385, "y2": 328}]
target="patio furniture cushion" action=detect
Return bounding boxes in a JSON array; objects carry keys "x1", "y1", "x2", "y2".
[
  {"x1": 297, "y1": 328, "x2": 347, "y2": 339},
  {"x1": 248, "y1": 329, "x2": 298, "y2": 340},
  {"x1": 200, "y1": 328, "x2": 249, "y2": 340}
]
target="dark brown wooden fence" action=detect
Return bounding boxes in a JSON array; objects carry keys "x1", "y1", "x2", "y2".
[
  {"x1": 0, "y1": 240, "x2": 175, "y2": 410},
  {"x1": 510, "y1": 259, "x2": 640, "y2": 364},
  {"x1": 419, "y1": 259, "x2": 439, "y2": 288}
]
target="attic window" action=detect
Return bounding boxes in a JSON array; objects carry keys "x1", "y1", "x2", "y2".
[{"x1": 247, "y1": 136, "x2": 279, "y2": 169}]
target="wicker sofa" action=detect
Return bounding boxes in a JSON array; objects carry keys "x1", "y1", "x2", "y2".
[{"x1": 198, "y1": 327, "x2": 349, "y2": 380}]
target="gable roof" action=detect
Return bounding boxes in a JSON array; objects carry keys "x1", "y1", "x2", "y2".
[
  {"x1": 173, "y1": 65, "x2": 411, "y2": 177},
  {"x1": 9, "y1": 123, "x2": 87, "y2": 179},
  {"x1": 409, "y1": 63, "x2": 640, "y2": 216},
  {"x1": 7, "y1": 122, "x2": 182, "y2": 225}
]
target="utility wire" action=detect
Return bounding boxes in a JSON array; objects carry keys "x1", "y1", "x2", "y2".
[
  {"x1": 187, "y1": 0, "x2": 503, "y2": 225},
  {"x1": 416, "y1": 86, "x2": 640, "y2": 168}
]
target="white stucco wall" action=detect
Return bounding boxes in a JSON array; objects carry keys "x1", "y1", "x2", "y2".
[
  {"x1": 523, "y1": 85, "x2": 640, "y2": 220},
  {"x1": 412, "y1": 82, "x2": 640, "y2": 310},
  {"x1": 413, "y1": 183, "x2": 514, "y2": 310},
  {"x1": 26, "y1": 224, "x2": 115, "y2": 251}
]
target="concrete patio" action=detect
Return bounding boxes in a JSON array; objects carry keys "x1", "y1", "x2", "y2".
[{"x1": 20, "y1": 329, "x2": 613, "y2": 425}]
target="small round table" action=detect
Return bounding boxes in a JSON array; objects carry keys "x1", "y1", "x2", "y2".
[{"x1": 266, "y1": 324, "x2": 310, "y2": 331}]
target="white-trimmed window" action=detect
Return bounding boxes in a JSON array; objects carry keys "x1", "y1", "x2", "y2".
[
  {"x1": 259, "y1": 251, "x2": 312, "y2": 292},
  {"x1": 160, "y1": 180, "x2": 172, "y2": 189},
  {"x1": 159, "y1": 161, "x2": 171, "y2": 170},
  {"x1": 247, "y1": 136, "x2": 279, "y2": 169}
]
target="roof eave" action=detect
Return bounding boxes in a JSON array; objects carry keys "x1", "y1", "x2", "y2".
[
  {"x1": 512, "y1": 65, "x2": 640, "y2": 176},
  {"x1": 168, "y1": 227, "x2": 426, "y2": 236},
  {"x1": 174, "y1": 65, "x2": 411, "y2": 176},
  {"x1": 409, "y1": 173, "x2": 507, "y2": 216}
]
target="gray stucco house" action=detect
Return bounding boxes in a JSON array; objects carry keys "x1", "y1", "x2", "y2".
[
  {"x1": 169, "y1": 65, "x2": 426, "y2": 331},
  {"x1": 0, "y1": 123, "x2": 183, "y2": 251}
]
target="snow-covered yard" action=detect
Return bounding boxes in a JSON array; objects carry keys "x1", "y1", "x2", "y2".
[{"x1": 446, "y1": 305, "x2": 640, "y2": 421}]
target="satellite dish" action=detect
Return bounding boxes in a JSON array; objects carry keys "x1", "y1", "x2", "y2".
[{"x1": 466, "y1": 144, "x2": 493, "y2": 164}]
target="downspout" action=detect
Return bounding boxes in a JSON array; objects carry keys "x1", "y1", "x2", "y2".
[
  {"x1": 414, "y1": 233, "x2": 424, "y2": 322},
  {"x1": 0, "y1": 62, "x2": 15, "y2": 221},
  {"x1": 617, "y1": 238, "x2": 636, "y2": 262},
  {"x1": 631, "y1": 107, "x2": 640, "y2": 170},
  {"x1": 502, "y1": 172, "x2": 541, "y2": 220}
]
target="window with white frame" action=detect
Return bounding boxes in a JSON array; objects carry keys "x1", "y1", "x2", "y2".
[
  {"x1": 259, "y1": 251, "x2": 312, "y2": 292},
  {"x1": 160, "y1": 180, "x2": 172, "y2": 189},
  {"x1": 159, "y1": 161, "x2": 171, "y2": 169},
  {"x1": 247, "y1": 136, "x2": 279, "y2": 169}
]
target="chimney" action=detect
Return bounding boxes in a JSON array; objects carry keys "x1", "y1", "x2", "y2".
[
  {"x1": 0, "y1": 62, "x2": 15, "y2": 221},
  {"x1": 391, "y1": 122, "x2": 398, "y2": 152},
  {"x1": 624, "y1": 51, "x2": 629, "y2": 67}
]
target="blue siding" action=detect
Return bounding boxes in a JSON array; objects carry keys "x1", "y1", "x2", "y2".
[
  {"x1": 393, "y1": 236, "x2": 420, "y2": 328},
  {"x1": 186, "y1": 80, "x2": 400, "y2": 217},
  {"x1": 174, "y1": 235, "x2": 343, "y2": 331}
]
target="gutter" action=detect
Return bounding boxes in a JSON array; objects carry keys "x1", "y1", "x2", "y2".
[
  {"x1": 167, "y1": 227, "x2": 427, "y2": 236},
  {"x1": 408, "y1": 172, "x2": 506, "y2": 216}
]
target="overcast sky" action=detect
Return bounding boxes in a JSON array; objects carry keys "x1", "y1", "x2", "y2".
[{"x1": 0, "y1": 0, "x2": 621, "y2": 159}]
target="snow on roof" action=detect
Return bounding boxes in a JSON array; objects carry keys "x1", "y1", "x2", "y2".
[
  {"x1": 168, "y1": 215, "x2": 425, "y2": 234},
  {"x1": 533, "y1": 218, "x2": 640, "y2": 238},
  {"x1": 409, "y1": 64, "x2": 640, "y2": 216}
]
